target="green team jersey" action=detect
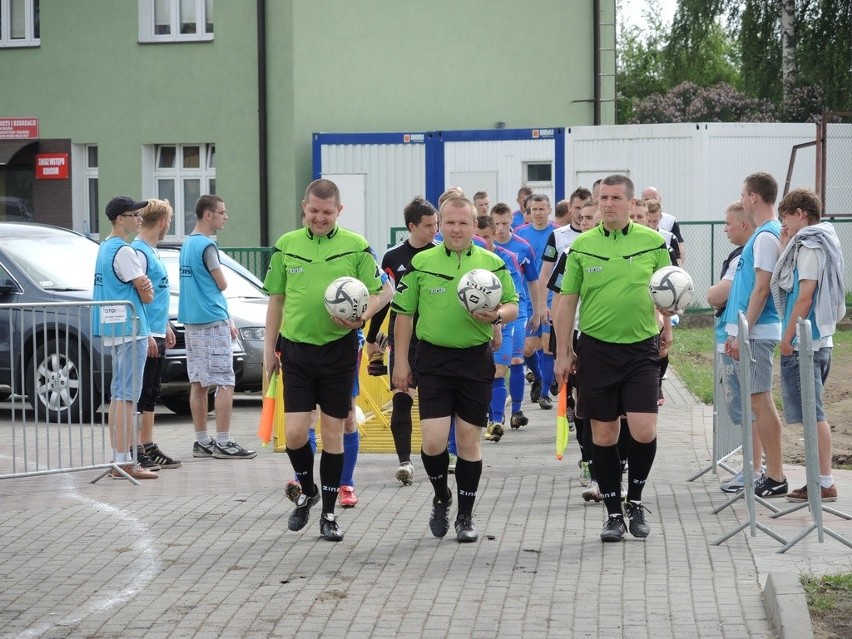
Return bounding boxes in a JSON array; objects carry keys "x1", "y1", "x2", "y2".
[
  {"x1": 392, "y1": 243, "x2": 518, "y2": 348},
  {"x1": 263, "y1": 225, "x2": 383, "y2": 346},
  {"x1": 561, "y1": 221, "x2": 669, "y2": 344}
]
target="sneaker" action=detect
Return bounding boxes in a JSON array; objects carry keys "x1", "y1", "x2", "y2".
[
  {"x1": 367, "y1": 352, "x2": 387, "y2": 376},
  {"x1": 550, "y1": 379, "x2": 559, "y2": 397},
  {"x1": 285, "y1": 480, "x2": 302, "y2": 503},
  {"x1": 624, "y1": 501, "x2": 651, "y2": 538},
  {"x1": 621, "y1": 482, "x2": 628, "y2": 500},
  {"x1": 447, "y1": 453, "x2": 457, "y2": 474},
  {"x1": 319, "y1": 513, "x2": 344, "y2": 542},
  {"x1": 133, "y1": 446, "x2": 161, "y2": 471},
  {"x1": 600, "y1": 514, "x2": 627, "y2": 542},
  {"x1": 192, "y1": 438, "x2": 216, "y2": 458},
  {"x1": 786, "y1": 484, "x2": 838, "y2": 503},
  {"x1": 538, "y1": 396, "x2": 553, "y2": 410},
  {"x1": 720, "y1": 469, "x2": 762, "y2": 493},
  {"x1": 338, "y1": 485, "x2": 358, "y2": 508},
  {"x1": 530, "y1": 380, "x2": 542, "y2": 403},
  {"x1": 144, "y1": 443, "x2": 182, "y2": 469},
  {"x1": 213, "y1": 440, "x2": 257, "y2": 459},
  {"x1": 288, "y1": 486, "x2": 320, "y2": 531},
  {"x1": 754, "y1": 474, "x2": 789, "y2": 498},
  {"x1": 578, "y1": 461, "x2": 591, "y2": 487},
  {"x1": 567, "y1": 406, "x2": 576, "y2": 432},
  {"x1": 510, "y1": 411, "x2": 528, "y2": 429},
  {"x1": 111, "y1": 464, "x2": 158, "y2": 480},
  {"x1": 525, "y1": 370, "x2": 535, "y2": 384},
  {"x1": 395, "y1": 461, "x2": 414, "y2": 486},
  {"x1": 582, "y1": 481, "x2": 603, "y2": 503},
  {"x1": 485, "y1": 421, "x2": 504, "y2": 443},
  {"x1": 429, "y1": 493, "x2": 452, "y2": 538},
  {"x1": 454, "y1": 513, "x2": 478, "y2": 543}
]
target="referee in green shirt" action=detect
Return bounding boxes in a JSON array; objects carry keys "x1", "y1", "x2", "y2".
[
  {"x1": 264, "y1": 179, "x2": 385, "y2": 542},
  {"x1": 392, "y1": 196, "x2": 519, "y2": 543},
  {"x1": 554, "y1": 175, "x2": 674, "y2": 543}
]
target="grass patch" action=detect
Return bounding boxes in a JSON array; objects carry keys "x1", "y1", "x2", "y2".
[
  {"x1": 667, "y1": 326, "x2": 715, "y2": 404},
  {"x1": 801, "y1": 573, "x2": 852, "y2": 612}
]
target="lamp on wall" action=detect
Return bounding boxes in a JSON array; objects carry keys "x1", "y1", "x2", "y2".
[{"x1": 495, "y1": 121, "x2": 506, "y2": 129}]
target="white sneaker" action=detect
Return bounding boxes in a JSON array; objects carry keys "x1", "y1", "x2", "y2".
[
  {"x1": 720, "y1": 468, "x2": 762, "y2": 493},
  {"x1": 395, "y1": 461, "x2": 414, "y2": 486},
  {"x1": 620, "y1": 482, "x2": 628, "y2": 500},
  {"x1": 582, "y1": 481, "x2": 603, "y2": 503}
]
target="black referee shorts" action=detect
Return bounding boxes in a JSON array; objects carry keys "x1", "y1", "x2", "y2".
[
  {"x1": 278, "y1": 331, "x2": 359, "y2": 419},
  {"x1": 575, "y1": 333, "x2": 660, "y2": 422},
  {"x1": 415, "y1": 341, "x2": 494, "y2": 427}
]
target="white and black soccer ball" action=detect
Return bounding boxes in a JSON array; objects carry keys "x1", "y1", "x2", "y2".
[
  {"x1": 648, "y1": 266, "x2": 695, "y2": 312},
  {"x1": 457, "y1": 268, "x2": 503, "y2": 313},
  {"x1": 324, "y1": 276, "x2": 369, "y2": 322}
]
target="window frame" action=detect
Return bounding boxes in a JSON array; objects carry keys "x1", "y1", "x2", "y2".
[
  {"x1": 523, "y1": 161, "x2": 554, "y2": 189},
  {"x1": 137, "y1": 0, "x2": 213, "y2": 44},
  {"x1": 148, "y1": 143, "x2": 216, "y2": 240},
  {"x1": 0, "y1": 0, "x2": 40, "y2": 48}
]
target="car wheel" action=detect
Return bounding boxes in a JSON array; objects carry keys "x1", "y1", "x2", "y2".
[
  {"x1": 25, "y1": 338, "x2": 97, "y2": 423},
  {"x1": 161, "y1": 392, "x2": 215, "y2": 416}
]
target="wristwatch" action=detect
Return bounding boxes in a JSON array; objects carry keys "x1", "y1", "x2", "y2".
[{"x1": 491, "y1": 311, "x2": 503, "y2": 326}]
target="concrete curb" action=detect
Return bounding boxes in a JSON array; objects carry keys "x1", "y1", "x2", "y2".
[{"x1": 763, "y1": 571, "x2": 815, "y2": 639}]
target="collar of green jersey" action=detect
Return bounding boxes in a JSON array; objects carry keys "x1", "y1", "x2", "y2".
[
  {"x1": 304, "y1": 224, "x2": 340, "y2": 240},
  {"x1": 442, "y1": 242, "x2": 474, "y2": 257},
  {"x1": 598, "y1": 220, "x2": 632, "y2": 237}
]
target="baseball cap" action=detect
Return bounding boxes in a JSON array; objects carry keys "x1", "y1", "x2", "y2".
[{"x1": 106, "y1": 196, "x2": 149, "y2": 221}]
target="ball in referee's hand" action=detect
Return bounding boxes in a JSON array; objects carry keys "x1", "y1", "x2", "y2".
[
  {"x1": 457, "y1": 269, "x2": 502, "y2": 313},
  {"x1": 648, "y1": 266, "x2": 694, "y2": 312},
  {"x1": 324, "y1": 276, "x2": 369, "y2": 322}
]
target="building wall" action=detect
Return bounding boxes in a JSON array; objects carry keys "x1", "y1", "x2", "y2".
[{"x1": 2, "y1": 0, "x2": 612, "y2": 246}]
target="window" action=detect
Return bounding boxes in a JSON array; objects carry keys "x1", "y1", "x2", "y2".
[
  {"x1": 0, "y1": 0, "x2": 40, "y2": 48},
  {"x1": 84, "y1": 145, "x2": 99, "y2": 237},
  {"x1": 152, "y1": 143, "x2": 216, "y2": 239},
  {"x1": 138, "y1": 0, "x2": 213, "y2": 43},
  {"x1": 524, "y1": 161, "x2": 553, "y2": 187}
]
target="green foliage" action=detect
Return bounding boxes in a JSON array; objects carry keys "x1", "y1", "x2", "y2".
[
  {"x1": 666, "y1": 326, "x2": 715, "y2": 404},
  {"x1": 801, "y1": 572, "x2": 852, "y2": 612}
]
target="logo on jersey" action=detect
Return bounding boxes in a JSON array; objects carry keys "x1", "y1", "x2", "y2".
[
  {"x1": 585, "y1": 266, "x2": 603, "y2": 273},
  {"x1": 287, "y1": 267, "x2": 303, "y2": 275},
  {"x1": 429, "y1": 287, "x2": 446, "y2": 294}
]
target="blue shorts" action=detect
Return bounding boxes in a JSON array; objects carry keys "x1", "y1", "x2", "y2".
[
  {"x1": 719, "y1": 352, "x2": 743, "y2": 425},
  {"x1": 109, "y1": 337, "x2": 148, "y2": 402},
  {"x1": 494, "y1": 322, "x2": 514, "y2": 366},
  {"x1": 780, "y1": 348, "x2": 831, "y2": 424}
]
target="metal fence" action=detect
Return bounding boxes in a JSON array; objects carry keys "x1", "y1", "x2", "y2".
[
  {"x1": 679, "y1": 218, "x2": 852, "y2": 312},
  {"x1": 221, "y1": 247, "x2": 274, "y2": 282},
  {"x1": 0, "y1": 300, "x2": 143, "y2": 483}
]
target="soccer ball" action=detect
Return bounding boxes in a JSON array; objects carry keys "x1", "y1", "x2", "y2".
[
  {"x1": 457, "y1": 269, "x2": 503, "y2": 313},
  {"x1": 648, "y1": 266, "x2": 694, "y2": 312},
  {"x1": 324, "y1": 276, "x2": 369, "y2": 322}
]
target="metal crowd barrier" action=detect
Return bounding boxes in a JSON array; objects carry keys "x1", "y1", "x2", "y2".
[
  {"x1": 688, "y1": 350, "x2": 743, "y2": 482},
  {"x1": 0, "y1": 300, "x2": 145, "y2": 485},
  {"x1": 770, "y1": 319, "x2": 851, "y2": 553},
  {"x1": 712, "y1": 312, "x2": 786, "y2": 547}
]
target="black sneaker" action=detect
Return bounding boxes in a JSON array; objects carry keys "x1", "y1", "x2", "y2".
[
  {"x1": 510, "y1": 411, "x2": 528, "y2": 429},
  {"x1": 550, "y1": 379, "x2": 559, "y2": 397},
  {"x1": 530, "y1": 380, "x2": 542, "y2": 403},
  {"x1": 754, "y1": 474, "x2": 788, "y2": 498},
  {"x1": 538, "y1": 396, "x2": 553, "y2": 410},
  {"x1": 144, "y1": 443, "x2": 182, "y2": 469},
  {"x1": 525, "y1": 370, "x2": 535, "y2": 383},
  {"x1": 288, "y1": 486, "x2": 320, "y2": 531},
  {"x1": 624, "y1": 501, "x2": 651, "y2": 538},
  {"x1": 213, "y1": 440, "x2": 257, "y2": 459},
  {"x1": 319, "y1": 513, "x2": 344, "y2": 542},
  {"x1": 133, "y1": 446, "x2": 161, "y2": 471},
  {"x1": 600, "y1": 514, "x2": 627, "y2": 542},
  {"x1": 429, "y1": 493, "x2": 452, "y2": 538},
  {"x1": 454, "y1": 513, "x2": 478, "y2": 543},
  {"x1": 192, "y1": 438, "x2": 216, "y2": 458}
]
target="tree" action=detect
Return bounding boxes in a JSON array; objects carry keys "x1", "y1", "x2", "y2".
[{"x1": 629, "y1": 81, "x2": 776, "y2": 123}]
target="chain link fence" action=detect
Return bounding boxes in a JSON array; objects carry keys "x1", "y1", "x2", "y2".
[{"x1": 680, "y1": 218, "x2": 852, "y2": 313}]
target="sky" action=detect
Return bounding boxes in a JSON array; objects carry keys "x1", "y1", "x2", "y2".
[{"x1": 620, "y1": 0, "x2": 679, "y2": 28}]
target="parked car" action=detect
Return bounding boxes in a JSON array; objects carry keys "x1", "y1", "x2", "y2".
[
  {"x1": 0, "y1": 196, "x2": 34, "y2": 223},
  {"x1": 0, "y1": 222, "x2": 245, "y2": 420},
  {"x1": 158, "y1": 246, "x2": 267, "y2": 413}
]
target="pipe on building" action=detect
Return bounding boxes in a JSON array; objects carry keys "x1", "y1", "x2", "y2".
[
  {"x1": 593, "y1": 0, "x2": 601, "y2": 125},
  {"x1": 257, "y1": 0, "x2": 269, "y2": 246}
]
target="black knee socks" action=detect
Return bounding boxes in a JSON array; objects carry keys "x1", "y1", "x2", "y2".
[
  {"x1": 593, "y1": 443, "x2": 623, "y2": 516},
  {"x1": 390, "y1": 393, "x2": 414, "y2": 463},
  {"x1": 421, "y1": 448, "x2": 451, "y2": 502},
  {"x1": 454, "y1": 457, "x2": 482, "y2": 517},
  {"x1": 319, "y1": 451, "x2": 344, "y2": 514},
  {"x1": 286, "y1": 442, "x2": 315, "y2": 495},
  {"x1": 627, "y1": 438, "x2": 657, "y2": 503}
]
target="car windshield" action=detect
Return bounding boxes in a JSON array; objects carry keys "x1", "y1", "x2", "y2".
[
  {"x1": 161, "y1": 252, "x2": 265, "y2": 300},
  {"x1": 0, "y1": 233, "x2": 98, "y2": 290}
]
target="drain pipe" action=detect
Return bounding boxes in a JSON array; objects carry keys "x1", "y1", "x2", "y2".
[
  {"x1": 257, "y1": 0, "x2": 269, "y2": 246},
  {"x1": 593, "y1": 0, "x2": 601, "y2": 125}
]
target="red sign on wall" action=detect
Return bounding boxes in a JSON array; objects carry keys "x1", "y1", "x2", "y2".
[
  {"x1": 35, "y1": 153, "x2": 69, "y2": 180},
  {"x1": 0, "y1": 117, "x2": 39, "y2": 140}
]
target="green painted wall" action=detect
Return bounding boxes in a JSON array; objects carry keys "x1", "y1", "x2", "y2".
[{"x1": 2, "y1": 0, "x2": 614, "y2": 246}]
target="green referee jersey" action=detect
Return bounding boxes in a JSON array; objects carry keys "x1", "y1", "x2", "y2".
[
  {"x1": 263, "y1": 225, "x2": 383, "y2": 346},
  {"x1": 561, "y1": 221, "x2": 669, "y2": 344},
  {"x1": 392, "y1": 243, "x2": 518, "y2": 348}
]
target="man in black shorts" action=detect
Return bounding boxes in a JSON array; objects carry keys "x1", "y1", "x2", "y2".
[
  {"x1": 554, "y1": 175, "x2": 673, "y2": 542},
  {"x1": 392, "y1": 196, "x2": 518, "y2": 543},
  {"x1": 365, "y1": 196, "x2": 439, "y2": 485},
  {"x1": 264, "y1": 179, "x2": 385, "y2": 542}
]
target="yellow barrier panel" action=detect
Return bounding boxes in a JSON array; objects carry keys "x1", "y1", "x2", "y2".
[{"x1": 267, "y1": 313, "x2": 423, "y2": 454}]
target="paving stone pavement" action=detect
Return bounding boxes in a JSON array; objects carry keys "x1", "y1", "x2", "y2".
[{"x1": 0, "y1": 370, "x2": 850, "y2": 639}]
